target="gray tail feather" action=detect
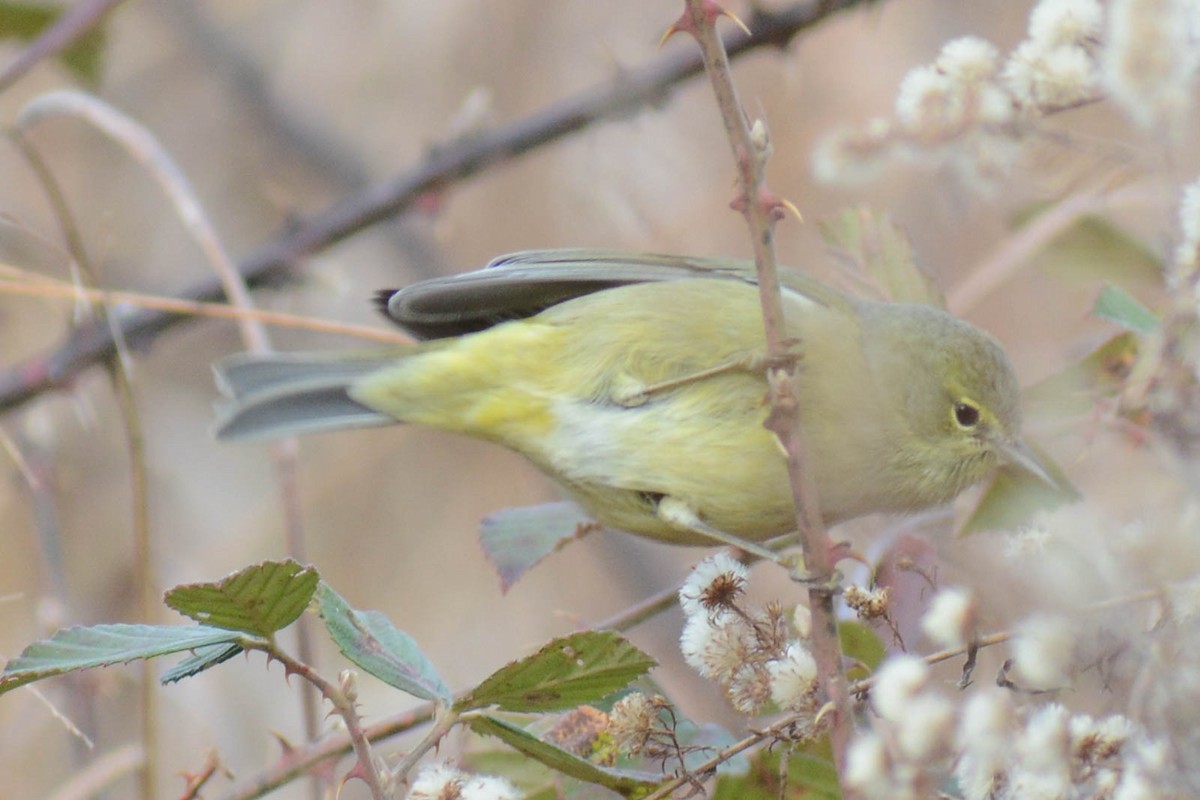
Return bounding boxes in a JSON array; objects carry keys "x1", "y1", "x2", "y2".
[{"x1": 213, "y1": 352, "x2": 398, "y2": 442}]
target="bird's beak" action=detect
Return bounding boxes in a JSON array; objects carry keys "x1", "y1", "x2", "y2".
[{"x1": 995, "y1": 436, "x2": 1058, "y2": 488}]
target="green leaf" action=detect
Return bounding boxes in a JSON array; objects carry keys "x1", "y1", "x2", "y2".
[
  {"x1": 457, "y1": 631, "x2": 656, "y2": 713},
  {"x1": 1015, "y1": 208, "x2": 1163, "y2": 288},
  {"x1": 1, "y1": 624, "x2": 242, "y2": 695},
  {"x1": 161, "y1": 642, "x2": 244, "y2": 684},
  {"x1": 1023, "y1": 332, "x2": 1140, "y2": 418},
  {"x1": 165, "y1": 559, "x2": 319, "y2": 637},
  {"x1": 469, "y1": 714, "x2": 661, "y2": 798},
  {"x1": 819, "y1": 206, "x2": 946, "y2": 308},
  {"x1": 958, "y1": 449, "x2": 1082, "y2": 537},
  {"x1": 315, "y1": 583, "x2": 450, "y2": 704},
  {"x1": 839, "y1": 620, "x2": 885, "y2": 681},
  {"x1": 713, "y1": 745, "x2": 840, "y2": 800},
  {"x1": 0, "y1": 1, "x2": 107, "y2": 85},
  {"x1": 480, "y1": 502, "x2": 599, "y2": 592},
  {"x1": 1093, "y1": 284, "x2": 1159, "y2": 334}
]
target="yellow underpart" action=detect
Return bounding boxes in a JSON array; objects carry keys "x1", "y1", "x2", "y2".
[{"x1": 348, "y1": 320, "x2": 565, "y2": 446}]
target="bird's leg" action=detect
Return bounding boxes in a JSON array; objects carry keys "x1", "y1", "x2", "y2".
[
  {"x1": 612, "y1": 341, "x2": 802, "y2": 407},
  {"x1": 656, "y1": 496, "x2": 787, "y2": 565}
]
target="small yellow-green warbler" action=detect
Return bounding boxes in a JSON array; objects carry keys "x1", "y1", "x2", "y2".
[{"x1": 215, "y1": 250, "x2": 1050, "y2": 545}]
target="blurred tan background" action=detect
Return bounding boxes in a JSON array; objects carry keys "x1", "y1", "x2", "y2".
[{"x1": 0, "y1": 1, "x2": 1193, "y2": 798}]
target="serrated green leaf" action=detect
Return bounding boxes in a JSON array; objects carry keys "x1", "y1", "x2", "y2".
[
  {"x1": 957, "y1": 451, "x2": 1082, "y2": 537},
  {"x1": 457, "y1": 631, "x2": 656, "y2": 713},
  {"x1": 315, "y1": 583, "x2": 450, "y2": 704},
  {"x1": 839, "y1": 620, "x2": 885, "y2": 681},
  {"x1": 0, "y1": 1, "x2": 107, "y2": 85},
  {"x1": 480, "y1": 502, "x2": 599, "y2": 593},
  {"x1": 161, "y1": 642, "x2": 244, "y2": 684},
  {"x1": 164, "y1": 559, "x2": 318, "y2": 637},
  {"x1": 712, "y1": 746, "x2": 840, "y2": 800},
  {"x1": 470, "y1": 714, "x2": 661, "y2": 798},
  {"x1": 1, "y1": 624, "x2": 242, "y2": 695},
  {"x1": 820, "y1": 206, "x2": 946, "y2": 308},
  {"x1": 1093, "y1": 284, "x2": 1159, "y2": 334}
]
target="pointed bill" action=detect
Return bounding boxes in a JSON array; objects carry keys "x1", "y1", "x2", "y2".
[{"x1": 995, "y1": 436, "x2": 1057, "y2": 488}]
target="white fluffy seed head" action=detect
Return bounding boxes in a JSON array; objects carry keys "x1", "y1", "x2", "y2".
[
  {"x1": 680, "y1": 610, "x2": 748, "y2": 682},
  {"x1": 1012, "y1": 614, "x2": 1076, "y2": 689},
  {"x1": 1028, "y1": 0, "x2": 1104, "y2": 48},
  {"x1": 408, "y1": 762, "x2": 465, "y2": 800},
  {"x1": 844, "y1": 732, "x2": 893, "y2": 799},
  {"x1": 1019, "y1": 703, "x2": 1073, "y2": 775},
  {"x1": 871, "y1": 655, "x2": 930, "y2": 722},
  {"x1": 958, "y1": 689, "x2": 1015, "y2": 763},
  {"x1": 921, "y1": 586, "x2": 977, "y2": 649},
  {"x1": 937, "y1": 36, "x2": 1002, "y2": 83},
  {"x1": 1103, "y1": 0, "x2": 1200, "y2": 129},
  {"x1": 895, "y1": 693, "x2": 956, "y2": 761},
  {"x1": 767, "y1": 642, "x2": 818, "y2": 710}
]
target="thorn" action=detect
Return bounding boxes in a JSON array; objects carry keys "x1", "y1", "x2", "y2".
[
  {"x1": 659, "y1": 1, "x2": 750, "y2": 48},
  {"x1": 812, "y1": 700, "x2": 837, "y2": 729},
  {"x1": 270, "y1": 730, "x2": 297, "y2": 756},
  {"x1": 725, "y1": 7, "x2": 752, "y2": 37},
  {"x1": 658, "y1": 20, "x2": 684, "y2": 49},
  {"x1": 779, "y1": 196, "x2": 804, "y2": 224}
]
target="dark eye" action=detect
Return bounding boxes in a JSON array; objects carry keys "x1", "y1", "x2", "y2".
[{"x1": 954, "y1": 402, "x2": 980, "y2": 428}]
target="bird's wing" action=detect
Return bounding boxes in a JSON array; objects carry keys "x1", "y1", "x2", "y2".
[{"x1": 379, "y1": 249, "x2": 848, "y2": 340}]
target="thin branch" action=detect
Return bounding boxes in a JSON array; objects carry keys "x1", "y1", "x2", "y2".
[
  {"x1": 0, "y1": 275, "x2": 408, "y2": 342},
  {"x1": 0, "y1": 0, "x2": 869, "y2": 414},
  {"x1": 948, "y1": 180, "x2": 1158, "y2": 314},
  {"x1": 11, "y1": 124, "x2": 159, "y2": 800},
  {"x1": 252, "y1": 644, "x2": 388, "y2": 800},
  {"x1": 678, "y1": 0, "x2": 852, "y2": 779}
]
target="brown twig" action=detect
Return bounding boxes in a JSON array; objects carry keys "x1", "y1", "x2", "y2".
[
  {"x1": 248, "y1": 644, "x2": 388, "y2": 800},
  {"x1": 0, "y1": 0, "x2": 868, "y2": 415},
  {"x1": 0, "y1": 275, "x2": 409, "y2": 342},
  {"x1": 676, "y1": 0, "x2": 852, "y2": 781}
]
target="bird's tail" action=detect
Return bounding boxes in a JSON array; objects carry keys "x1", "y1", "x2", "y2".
[{"x1": 213, "y1": 350, "x2": 408, "y2": 442}]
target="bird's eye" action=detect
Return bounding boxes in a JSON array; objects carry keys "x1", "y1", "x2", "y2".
[{"x1": 954, "y1": 402, "x2": 981, "y2": 429}]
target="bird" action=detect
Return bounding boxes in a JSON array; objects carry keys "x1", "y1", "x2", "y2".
[{"x1": 214, "y1": 249, "x2": 1051, "y2": 546}]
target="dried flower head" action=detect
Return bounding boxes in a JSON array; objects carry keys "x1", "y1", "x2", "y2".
[
  {"x1": 678, "y1": 551, "x2": 747, "y2": 617},
  {"x1": 546, "y1": 705, "x2": 609, "y2": 757},
  {"x1": 407, "y1": 763, "x2": 464, "y2": 800},
  {"x1": 680, "y1": 609, "x2": 749, "y2": 682},
  {"x1": 845, "y1": 584, "x2": 891, "y2": 620},
  {"x1": 606, "y1": 693, "x2": 659, "y2": 756}
]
